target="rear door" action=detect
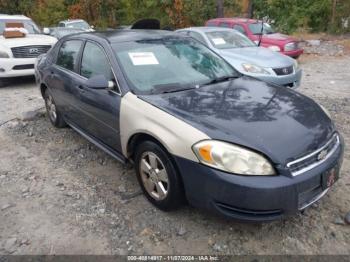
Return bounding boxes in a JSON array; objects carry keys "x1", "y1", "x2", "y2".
[
  {"x1": 49, "y1": 39, "x2": 84, "y2": 123},
  {"x1": 74, "y1": 40, "x2": 122, "y2": 151}
]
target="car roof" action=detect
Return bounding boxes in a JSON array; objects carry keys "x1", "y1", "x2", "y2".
[
  {"x1": 208, "y1": 17, "x2": 260, "y2": 24},
  {"x1": 51, "y1": 27, "x2": 84, "y2": 31},
  {"x1": 60, "y1": 19, "x2": 86, "y2": 24},
  {"x1": 0, "y1": 14, "x2": 31, "y2": 20},
  {"x1": 178, "y1": 26, "x2": 236, "y2": 33},
  {"x1": 67, "y1": 29, "x2": 177, "y2": 43}
]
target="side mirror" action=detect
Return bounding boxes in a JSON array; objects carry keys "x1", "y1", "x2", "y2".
[
  {"x1": 43, "y1": 27, "x2": 50, "y2": 35},
  {"x1": 85, "y1": 75, "x2": 114, "y2": 90},
  {"x1": 91, "y1": 25, "x2": 95, "y2": 29}
]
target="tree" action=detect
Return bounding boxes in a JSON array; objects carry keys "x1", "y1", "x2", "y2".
[
  {"x1": 242, "y1": 0, "x2": 253, "y2": 18},
  {"x1": 216, "y1": 0, "x2": 224, "y2": 18},
  {"x1": 32, "y1": 0, "x2": 68, "y2": 26}
]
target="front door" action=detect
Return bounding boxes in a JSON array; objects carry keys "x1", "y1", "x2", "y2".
[{"x1": 74, "y1": 41, "x2": 122, "y2": 152}]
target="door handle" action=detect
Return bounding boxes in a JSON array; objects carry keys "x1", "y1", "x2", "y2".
[{"x1": 77, "y1": 85, "x2": 85, "y2": 90}]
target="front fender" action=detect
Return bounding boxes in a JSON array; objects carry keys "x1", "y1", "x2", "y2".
[{"x1": 120, "y1": 92, "x2": 210, "y2": 162}]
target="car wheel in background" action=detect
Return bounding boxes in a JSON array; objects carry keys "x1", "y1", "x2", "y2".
[
  {"x1": 134, "y1": 141, "x2": 185, "y2": 211},
  {"x1": 44, "y1": 89, "x2": 66, "y2": 128},
  {"x1": 0, "y1": 78, "x2": 9, "y2": 88}
]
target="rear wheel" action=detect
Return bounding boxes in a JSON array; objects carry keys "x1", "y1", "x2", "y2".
[
  {"x1": 134, "y1": 141, "x2": 185, "y2": 211},
  {"x1": 44, "y1": 89, "x2": 66, "y2": 128}
]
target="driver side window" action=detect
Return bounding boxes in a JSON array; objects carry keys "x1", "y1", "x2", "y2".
[{"x1": 80, "y1": 42, "x2": 114, "y2": 81}]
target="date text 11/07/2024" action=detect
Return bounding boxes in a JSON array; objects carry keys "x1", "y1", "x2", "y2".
[{"x1": 127, "y1": 255, "x2": 220, "y2": 261}]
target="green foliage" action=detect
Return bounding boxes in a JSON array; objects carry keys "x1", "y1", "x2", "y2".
[
  {"x1": 0, "y1": 0, "x2": 349, "y2": 33},
  {"x1": 253, "y1": 0, "x2": 349, "y2": 34},
  {"x1": 32, "y1": 0, "x2": 69, "y2": 26}
]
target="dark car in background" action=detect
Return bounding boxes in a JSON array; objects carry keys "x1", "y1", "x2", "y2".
[
  {"x1": 35, "y1": 30, "x2": 343, "y2": 221},
  {"x1": 206, "y1": 18, "x2": 304, "y2": 58}
]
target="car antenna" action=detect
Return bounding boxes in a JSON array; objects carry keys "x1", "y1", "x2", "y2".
[{"x1": 258, "y1": 18, "x2": 264, "y2": 46}]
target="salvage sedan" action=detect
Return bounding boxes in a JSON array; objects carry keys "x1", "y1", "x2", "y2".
[{"x1": 35, "y1": 30, "x2": 344, "y2": 222}]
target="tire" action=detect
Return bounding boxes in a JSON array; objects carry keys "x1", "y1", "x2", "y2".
[
  {"x1": 0, "y1": 78, "x2": 9, "y2": 88},
  {"x1": 134, "y1": 141, "x2": 185, "y2": 211},
  {"x1": 44, "y1": 88, "x2": 66, "y2": 128}
]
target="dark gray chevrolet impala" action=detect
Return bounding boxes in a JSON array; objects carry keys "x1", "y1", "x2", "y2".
[{"x1": 35, "y1": 30, "x2": 344, "y2": 222}]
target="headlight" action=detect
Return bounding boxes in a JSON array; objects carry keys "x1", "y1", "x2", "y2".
[
  {"x1": 268, "y1": 45, "x2": 281, "y2": 52},
  {"x1": 319, "y1": 104, "x2": 331, "y2": 119},
  {"x1": 0, "y1": 50, "x2": 10, "y2": 58},
  {"x1": 242, "y1": 63, "x2": 270, "y2": 75},
  {"x1": 192, "y1": 140, "x2": 276, "y2": 176},
  {"x1": 285, "y1": 42, "x2": 298, "y2": 51}
]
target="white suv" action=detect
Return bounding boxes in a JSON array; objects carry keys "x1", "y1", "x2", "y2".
[{"x1": 0, "y1": 15, "x2": 57, "y2": 84}]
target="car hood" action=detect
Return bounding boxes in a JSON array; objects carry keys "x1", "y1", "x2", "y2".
[
  {"x1": 218, "y1": 47, "x2": 294, "y2": 69},
  {"x1": 259, "y1": 33, "x2": 297, "y2": 44},
  {"x1": 0, "y1": 34, "x2": 57, "y2": 48},
  {"x1": 140, "y1": 77, "x2": 335, "y2": 165}
]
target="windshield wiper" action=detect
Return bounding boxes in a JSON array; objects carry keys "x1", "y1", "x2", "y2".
[
  {"x1": 160, "y1": 87, "x2": 196, "y2": 94},
  {"x1": 200, "y1": 75, "x2": 238, "y2": 87},
  {"x1": 152, "y1": 83, "x2": 196, "y2": 94}
]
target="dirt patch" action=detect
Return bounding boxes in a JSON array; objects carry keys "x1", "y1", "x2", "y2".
[{"x1": 0, "y1": 56, "x2": 350, "y2": 255}]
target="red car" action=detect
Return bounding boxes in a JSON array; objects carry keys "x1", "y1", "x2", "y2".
[{"x1": 205, "y1": 18, "x2": 303, "y2": 58}]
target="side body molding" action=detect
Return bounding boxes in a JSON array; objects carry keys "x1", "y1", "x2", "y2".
[{"x1": 120, "y1": 92, "x2": 210, "y2": 162}]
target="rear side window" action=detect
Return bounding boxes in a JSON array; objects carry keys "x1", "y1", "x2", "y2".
[
  {"x1": 188, "y1": 31, "x2": 206, "y2": 45},
  {"x1": 219, "y1": 22, "x2": 232, "y2": 28},
  {"x1": 206, "y1": 21, "x2": 217, "y2": 27},
  {"x1": 233, "y1": 25, "x2": 246, "y2": 35},
  {"x1": 80, "y1": 42, "x2": 113, "y2": 80},
  {"x1": 56, "y1": 40, "x2": 82, "y2": 72}
]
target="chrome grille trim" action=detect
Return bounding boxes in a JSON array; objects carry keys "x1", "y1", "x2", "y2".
[
  {"x1": 273, "y1": 65, "x2": 294, "y2": 76},
  {"x1": 11, "y1": 45, "x2": 51, "y2": 58},
  {"x1": 299, "y1": 188, "x2": 329, "y2": 211},
  {"x1": 287, "y1": 134, "x2": 340, "y2": 176}
]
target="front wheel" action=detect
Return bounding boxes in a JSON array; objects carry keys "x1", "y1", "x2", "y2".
[
  {"x1": 0, "y1": 78, "x2": 9, "y2": 88},
  {"x1": 134, "y1": 141, "x2": 185, "y2": 211},
  {"x1": 44, "y1": 89, "x2": 66, "y2": 128}
]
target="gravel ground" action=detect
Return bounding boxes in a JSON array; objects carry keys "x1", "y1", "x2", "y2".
[{"x1": 0, "y1": 54, "x2": 349, "y2": 255}]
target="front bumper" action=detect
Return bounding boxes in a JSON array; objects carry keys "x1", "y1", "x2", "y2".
[
  {"x1": 282, "y1": 49, "x2": 304, "y2": 58},
  {"x1": 174, "y1": 135, "x2": 344, "y2": 222},
  {"x1": 0, "y1": 58, "x2": 36, "y2": 78},
  {"x1": 256, "y1": 68, "x2": 302, "y2": 89}
]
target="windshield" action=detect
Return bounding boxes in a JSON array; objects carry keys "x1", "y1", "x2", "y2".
[
  {"x1": 249, "y1": 23, "x2": 275, "y2": 35},
  {"x1": 67, "y1": 21, "x2": 90, "y2": 30},
  {"x1": 206, "y1": 31, "x2": 256, "y2": 49},
  {"x1": 112, "y1": 37, "x2": 237, "y2": 95},
  {"x1": 0, "y1": 19, "x2": 41, "y2": 35}
]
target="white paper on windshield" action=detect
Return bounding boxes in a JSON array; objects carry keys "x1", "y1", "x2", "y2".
[
  {"x1": 211, "y1": 38, "x2": 226, "y2": 45},
  {"x1": 128, "y1": 52, "x2": 159, "y2": 65}
]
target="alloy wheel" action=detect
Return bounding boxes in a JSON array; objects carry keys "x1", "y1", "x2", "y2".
[
  {"x1": 46, "y1": 94, "x2": 57, "y2": 122},
  {"x1": 139, "y1": 151, "x2": 169, "y2": 200}
]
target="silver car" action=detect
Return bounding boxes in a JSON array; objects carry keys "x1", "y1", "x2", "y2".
[{"x1": 176, "y1": 27, "x2": 302, "y2": 88}]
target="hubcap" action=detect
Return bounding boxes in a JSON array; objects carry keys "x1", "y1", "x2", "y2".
[
  {"x1": 139, "y1": 152, "x2": 169, "y2": 201},
  {"x1": 46, "y1": 95, "x2": 57, "y2": 122}
]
